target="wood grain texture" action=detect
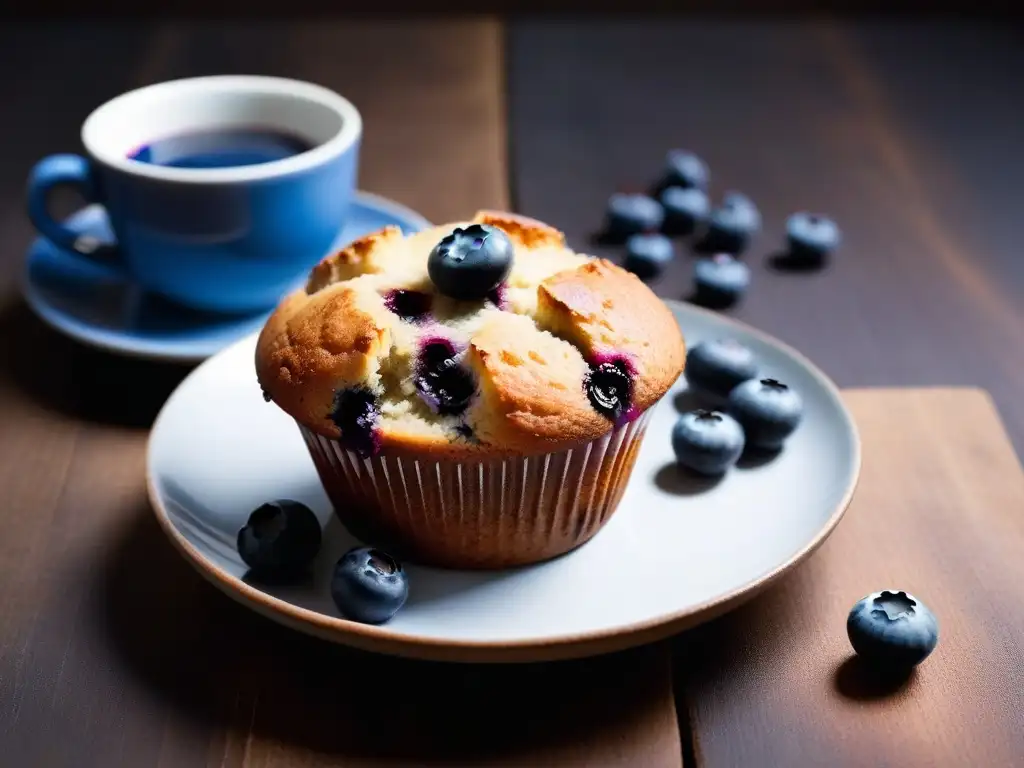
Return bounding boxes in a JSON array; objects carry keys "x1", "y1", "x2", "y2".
[
  {"x1": 0, "y1": 20, "x2": 680, "y2": 768},
  {"x1": 507, "y1": 20, "x2": 1024, "y2": 456},
  {"x1": 508, "y1": 21, "x2": 1024, "y2": 765},
  {"x1": 674, "y1": 388, "x2": 1024, "y2": 767}
]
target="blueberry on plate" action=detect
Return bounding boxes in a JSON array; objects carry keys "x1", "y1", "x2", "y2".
[
  {"x1": 727, "y1": 378, "x2": 803, "y2": 449},
  {"x1": 847, "y1": 590, "x2": 939, "y2": 667},
  {"x1": 786, "y1": 212, "x2": 841, "y2": 261},
  {"x1": 693, "y1": 254, "x2": 750, "y2": 308},
  {"x1": 624, "y1": 233, "x2": 674, "y2": 279},
  {"x1": 661, "y1": 149, "x2": 709, "y2": 191},
  {"x1": 331, "y1": 547, "x2": 409, "y2": 624},
  {"x1": 701, "y1": 192, "x2": 761, "y2": 254},
  {"x1": 672, "y1": 409, "x2": 745, "y2": 476},
  {"x1": 428, "y1": 223, "x2": 514, "y2": 301},
  {"x1": 237, "y1": 500, "x2": 322, "y2": 580},
  {"x1": 660, "y1": 186, "x2": 710, "y2": 237},
  {"x1": 686, "y1": 339, "x2": 759, "y2": 402},
  {"x1": 604, "y1": 193, "x2": 664, "y2": 240}
]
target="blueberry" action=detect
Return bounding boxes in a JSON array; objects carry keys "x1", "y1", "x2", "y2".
[
  {"x1": 383, "y1": 289, "x2": 432, "y2": 323},
  {"x1": 786, "y1": 212, "x2": 841, "y2": 261},
  {"x1": 237, "y1": 500, "x2": 322, "y2": 580},
  {"x1": 847, "y1": 590, "x2": 939, "y2": 667},
  {"x1": 331, "y1": 387, "x2": 381, "y2": 458},
  {"x1": 727, "y1": 378, "x2": 803, "y2": 449},
  {"x1": 585, "y1": 359, "x2": 633, "y2": 422},
  {"x1": 604, "y1": 193, "x2": 664, "y2": 240},
  {"x1": 661, "y1": 150, "x2": 708, "y2": 191},
  {"x1": 428, "y1": 224, "x2": 514, "y2": 301},
  {"x1": 414, "y1": 339, "x2": 475, "y2": 415},
  {"x1": 624, "y1": 233, "x2": 674, "y2": 279},
  {"x1": 486, "y1": 283, "x2": 508, "y2": 310},
  {"x1": 693, "y1": 254, "x2": 750, "y2": 308},
  {"x1": 686, "y1": 339, "x2": 759, "y2": 401},
  {"x1": 701, "y1": 192, "x2": 761, "y2": 254},
  {"x1": 331, "y1": 547, "x2": 409, "y2": 625},
  {"x1": 671, "y1": 409, "x2": 745, "y2": 476},
  {"x1": 660, "y1": 186, "x2": 710, "y2": 236}
]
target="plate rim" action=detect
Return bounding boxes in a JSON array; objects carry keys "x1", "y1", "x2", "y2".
[
  {"x1": 145, "y1": 298, "x2": 862, "y2": 663},
  {"x1": 20, "y1": 190, "x2": 431, "y2": 365}
]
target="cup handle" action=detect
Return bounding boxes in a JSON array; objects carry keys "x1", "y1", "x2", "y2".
[{"x1": 26, "y1": 153, "x2": 122, "y2": 268}]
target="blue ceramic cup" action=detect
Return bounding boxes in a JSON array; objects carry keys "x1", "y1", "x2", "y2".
[{"x1": 26, "y1": 76, "x2": 362, "y2": 314}]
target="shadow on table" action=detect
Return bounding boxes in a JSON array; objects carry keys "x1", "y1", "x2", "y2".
[
  {"x1": 96, "y1": 505, "x2": 673, "y2": 764},
  {"x1": 0, "y1": 297, "x2": 192, "y2": 429},
  {"x1": 671, "y1": 578, "x2": 802, "y2": 688},
  {"x1": 832, "y1": 656, "x2": 917, "y2": 701},
  {"x1": 765, "y1": 249, "x2": 828, "y2": 275},
  {"x1": 671, "y1": 554, "x2": 919, "y2": 729}
]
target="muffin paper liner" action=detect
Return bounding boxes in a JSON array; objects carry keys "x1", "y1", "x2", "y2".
[{"x1": 298, "y1": 409, "x2": 654, "y2": 569}]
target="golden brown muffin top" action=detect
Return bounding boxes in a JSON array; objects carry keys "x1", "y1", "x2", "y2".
[{"x1": 256, "y1": 211, "x2": 686, "y2": 458}]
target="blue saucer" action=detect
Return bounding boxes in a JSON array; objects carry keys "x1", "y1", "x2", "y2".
[{"x1": 22, "y1": 191, "x2": 430, "y2": 363}]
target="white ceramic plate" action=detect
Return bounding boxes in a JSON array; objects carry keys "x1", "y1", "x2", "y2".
[{"x1": 147, "y1": 300, "x2": 860, "y2": 662}]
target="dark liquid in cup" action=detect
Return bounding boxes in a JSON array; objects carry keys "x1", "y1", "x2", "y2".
[{"x1": 128, "y1": 127, "x2": 315, "y2": 169}]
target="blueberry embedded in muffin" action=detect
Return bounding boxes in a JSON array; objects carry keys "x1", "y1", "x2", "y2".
[
  {"x1": 486, "y1": 283, "x2": 508, "y2": 310},
  {"x1": 584, "y1": 357, "x2": 635, "y2": 424},
  {"x1": 256, "y1": 211, "x2": 686, "y2": 458},
  {"x1": 413, "y1": 337, "x2": 476, "y2": 416},
  {"x1": 383, "y1": 289, "x2": 432, "y2": 323},
  {"x1": 330, "y1": 386, "x2": 381, "y2": 458}
]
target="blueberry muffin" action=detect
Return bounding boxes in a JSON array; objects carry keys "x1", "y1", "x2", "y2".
[{"x1": 256, "y1": 211, "x2": 686, "y2": 569}]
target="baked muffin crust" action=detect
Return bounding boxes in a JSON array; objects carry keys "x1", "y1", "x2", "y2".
[{"x1": 256, "y1": 211, "x2": 686, "y2": 458}]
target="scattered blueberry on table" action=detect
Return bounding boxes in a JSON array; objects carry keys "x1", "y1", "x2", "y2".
[
  {"x1": 428, "y1": 223, "x2": 514, "y2": 301},
  {"x1": 594, "y1": 147, "x2": 838, "y2": 329},
  {"x1": 727, "y1": 378, "x2": 803, "y2": 450},
  {"x1": 672, "y1": 409, "x2": 745, "y2": 476},
  {"x1": 624, "y1": 232, "x2": 675, "y2": 279},
  {"x1": 693, "y1": 254, "x2": 750, "y2": 308},
  {"x1": 604, "y1": 193, "x2": 664, "y2": 241},
  {"x1": 686, "y1": 339, "x2": 759, "y2": 402},
  {"x1": 847, "y1": 590, "x2": 939, "y2": 667},
  {"x1": 786, "y1": 212, "x2": 841, "y2": 262},
  {"x1": 660, "y1": 186, "x2": 710, "y2": 237},
  {"x1": 331, "y1": 546, "x2": 410, "y2": 624},
  {"x1": 700, "y1": 192, "x2": 761, "y2": 254},
  {"x1": 659, "y1": 149, "x2": 709, "y2": 191},
  {"x1": 237, "y1": 500, "x2": 322, "y2": 581}
]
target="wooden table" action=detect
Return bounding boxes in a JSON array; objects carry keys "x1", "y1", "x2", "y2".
[{"x1": 1, "y1": 18, "x2": 1022, "y2": 767}]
